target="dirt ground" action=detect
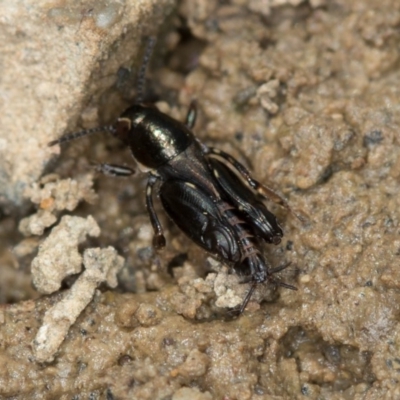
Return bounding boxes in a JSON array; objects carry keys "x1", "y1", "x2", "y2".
[{"x1": 1, "y1": 0, "x2": 400, "y2": 399}]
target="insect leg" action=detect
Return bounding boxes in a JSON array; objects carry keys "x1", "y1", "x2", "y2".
[
  {"x1": 206, "y1": 147, "x2": 290, "y2": 210},
  {"x1": 146, "y1": 174, "x2": 166, "y2": 249},
  {"x1": 185, "y1": 100, "x2": 197, "y2": 129},
  {"x1": 92, "y1": 163, "x2": 135, "y2": 177},
  {"x1": 239, "y1": 281, "x2": 258, "y2": 314},
  {"x1": 232, "y1": 262, "x2": 297, "y2": 315},
  {"x1": 209, "y1": 157, "x2": 283, "y2": 243},
  {"x1": 227, "y1": 281, "x2": 258, "y2": 317}
]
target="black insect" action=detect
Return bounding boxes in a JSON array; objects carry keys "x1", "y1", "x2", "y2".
[{"x1": 48, "y1": 39, "x2": 296, "y2": 314}]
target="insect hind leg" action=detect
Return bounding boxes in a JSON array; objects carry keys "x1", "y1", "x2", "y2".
[
  {"x1": 206, "y1": 146, "x2": 309, "y2": 224},
  {"x1": 205, "y1": 147, "x2": 290, "y2": 210},
  {"x1": 146, "y1": 174, "x2": 166, "y2": 250}
]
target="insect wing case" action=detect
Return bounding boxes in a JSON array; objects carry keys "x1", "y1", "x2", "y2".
[{"x1": 160, "y1": 180, "x2": 240, "y2": 263}]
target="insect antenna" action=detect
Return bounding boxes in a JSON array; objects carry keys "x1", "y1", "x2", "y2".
[
  {"x1": 48, "y1": 125, "x2": 116, "y2": 147},
  {"x1": 136, "y1": 37, "x2": 156, "y2": 104},
  {"x1": 48, "y1": 37, "x2": 156, "y2": 148}
]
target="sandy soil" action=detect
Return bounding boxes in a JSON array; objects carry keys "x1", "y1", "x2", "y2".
[{"x1": 1, "y1": 0, "x2": 400, "y2": 399}]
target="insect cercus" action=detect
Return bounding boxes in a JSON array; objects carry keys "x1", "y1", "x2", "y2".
[{"x1": 48, "y1": 39, "x2": 297, "y2": 314}]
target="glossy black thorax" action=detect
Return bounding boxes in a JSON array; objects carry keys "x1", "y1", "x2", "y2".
[{"x1": 115, "y1": 105, "x2": 194, "y2": 169}]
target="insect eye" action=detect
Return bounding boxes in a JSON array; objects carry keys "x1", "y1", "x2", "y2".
[{"x1": 115, "y1": 118, "x2": 131, "y2": 142}]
